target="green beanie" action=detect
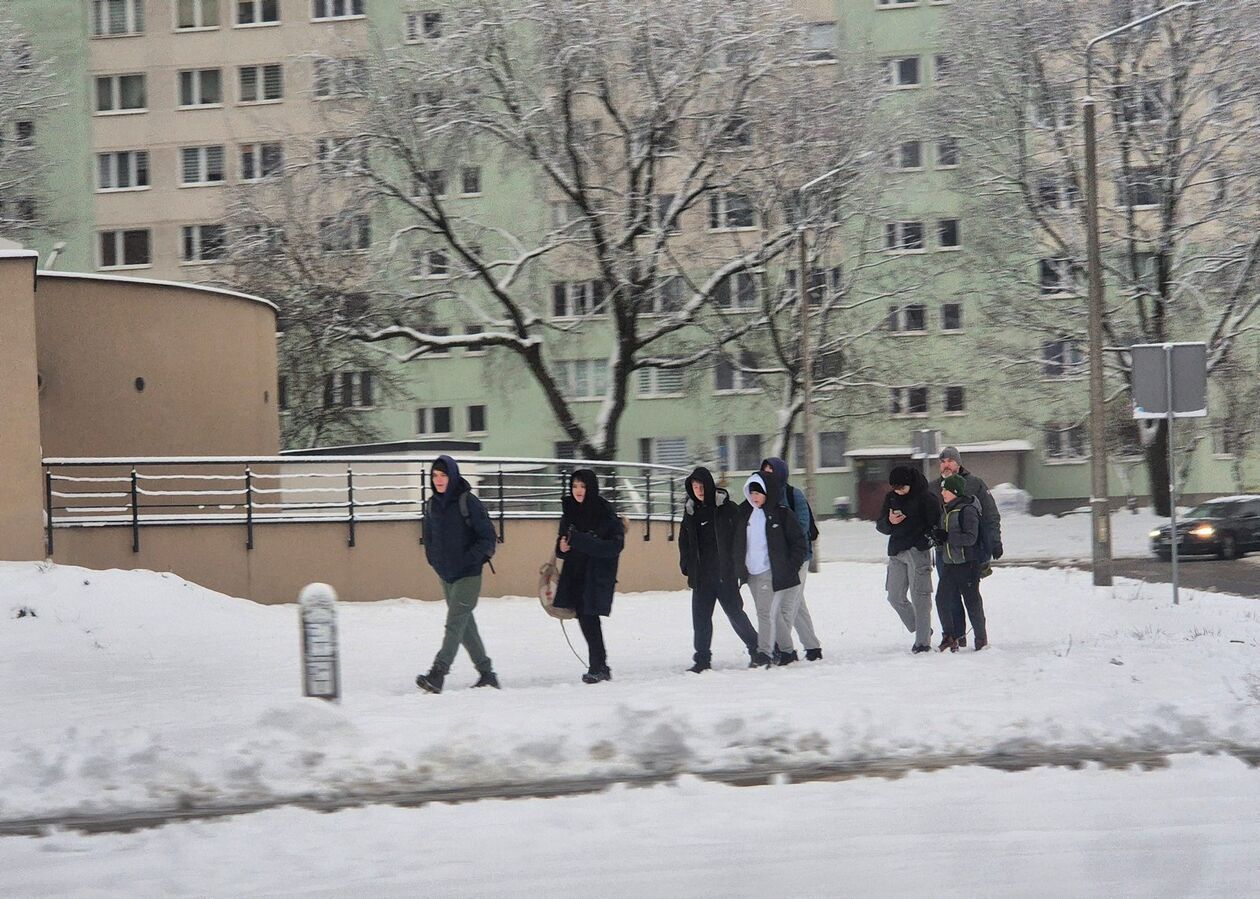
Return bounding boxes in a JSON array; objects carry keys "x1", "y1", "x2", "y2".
[{"x1": 941, "y1": 474, "x2": 967, "y2": 497}]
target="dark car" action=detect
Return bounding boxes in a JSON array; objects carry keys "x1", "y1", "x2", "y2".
[{"x1": 1150, "y1": 495, "x2": 1260, "y2": 560}]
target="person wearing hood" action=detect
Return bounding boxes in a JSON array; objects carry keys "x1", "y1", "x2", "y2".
[
  {"x1": 416, "y1": 455, "x2": 501, "y2": 694},
  {"x1": 932, "y1": 473, "x2": 988, "y2": 652},
  {"x1": 876, "y1": 466, "x2": 942, "y2": 653},
  {"x1": 679, "y1": 467, "x2": 759, "y2": 673},
  {"x1": 760, "y1": 457, "x2": 823, "y2": 662},
  {"x1": 933, "y1": 445, "x2": 1003, "y2": 647},
  {"x1": 554, "y1": 468, "x2": 625, "y2": 683},
  {"x1": 733, "y1": 471, "x2": 807, "y2": 667}
]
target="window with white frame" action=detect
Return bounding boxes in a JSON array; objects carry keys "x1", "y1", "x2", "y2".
[
  {"x1": 463, "y1": 324, "x2": 486, "y2": 355},
  {"x1": 652, "y1": 193, "x2": 681, "y2": 233},
  {"x1": 805, "y1": 22, "x2": 837, "y2": 61},
  {"x1": 424, "y1": 326, "x2": 451, "y2": 356},
  {"x1": 315, "y1": 137, "x2": 365, "y2": 174},
  {"x1": 1118, "y1": 167, "x2": 1160, "y2": 208},
  {"x1": 941, "y1": 302, "x2": 963, "y2": 332},
  {"x1": 1033, "y1": 87, "x2": 1075, "y2": 129},
  {"x1": 890, "y1": 140, "x2": 922, "y2": 170},
  {"x1": 324, "y1": 372, "x2": 374, "y2": 408},
  {"x1": 715, "y1": 352, "x2": 758, "y2": 392},
  {"x1": 783, "y1": 266, "x2": 843, "y2": 302},
  {"x1": 99, "y1": 229, "x2": 151, "y2": 268},
  {"x1": 708, "y1": 192, "x2": 756, "y2": 230},
  {"x1": 639, "y1": 437, "x2": 689, "y2": 468},
  {"x1": 412, "y1": 248, "x2": 449, "y2": 279},
  {"x1": 1041, "y1": 339, "x2": 1085, "y2": 378},
  {"x1": 553, "y1": 441, "x2": 577, "y2": 460},
  {"x1": 552, "y1": 280, "x2": 607, "y2": 318},
  {"x1": 239, "y1": 64, "x2": 283, "y2": 102},
  {"x1": 714, "y1": 271, "x2": 758, "y2": 309},
  {"x1": 467, "y1": 405, "x2": 487, "y2": 434},
  {"x1": 97, "y1": 150, "x2": 150, "y2": 190},
  {"x1": 95, "y1": 74, "x2": 146, "y2": 113},
  {"x1": 887, "y1": 303, "x2": 927, "y2": 333},
  {"x1": 92, "y1": 0, "x2": 145, "y2": 35},
  {"x1": 0, "y1": 197, "x2": 37, "y2": 224},
  {"x1": 14, "y1": 121, "x2": 35, "y2": 147},
  {"x1": 890, "y1": 386, "x2": 928, "y2": 415},
  {"x1": 415, "y1": 405, "x2": 451, "y2": 433},
  {"x1": 793, "y1": 431, "x2": 848, "y2": 470},
  {"x1": 405, "y1": 10, "x2": 442, "y2": 42},
  {"x1": 312, "y1": 0, "x2": 364, "y2": 20},
  {"x1": 558, "y1": 359, "x2": 609, "y2": 400},
  {"x1": 885, "y1": 221, "x2": 925, "y2": 252},
  {"x1": 413, "y1": 169, "x2": 446, "y2": 197},
  {"x1": 647, "y1": 275, "x2": 685, "y2": 315},
  {"x1": 1039, "y1": 257, "x2": 1080, "y2": 295},
  {"x1": 176, "y1": 0, "x2": 220, "y2": 29},
  {"x1": 944, "y1": 386, "x2": 966, "y2": 413},
  {"x1": 318, "y1": 214, "x2": 371, "y2": 251},
  {"x1": 936, "y1": 136, "x2": 959, "y2": 168},
  {"x1": 1036, "y1": 174, "x2": 1081, "y2": 211},
  {"x1": 178, "y1": 68, "x2": 223, "y2": 107},
  {"x1": 180, "y1": 145, "x2": 226, "y2": 185},
  {"x1": 715, "y1": 434, "x2": 763, "y2": 472},
  {"x1": 314, "y1": 57, "x2": 367, "y2": 98},
  {"x1": 883, "y1": 56, "x2": 921, "y2": 88},
  {"x1": 237, "y1": 0, "x2": 279, "y2": 25},
  {"x1": 937, "y1": 218, "x2": 960, "y2": 249},
  {"x1": 240, "y1": 141, "x2": 283, "y2": 181},
  {"x1": 181, "y1": 224, "x2": 226, "y2": 262},
  {"x1": 1045, "y1": 423, "x2": 1086, "y2": 459},
  {"x1": 636, "y1": 364, "x2": 685, "y2": 398},
  {"x1": 460, "y1": 166, "x2": 481, "y2": 195},
  {"x1": 716, "y1": 114, "x2": 753, "y2": 150}
]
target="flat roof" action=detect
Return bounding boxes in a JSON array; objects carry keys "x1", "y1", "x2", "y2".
[
  {"x1": 36, "y1": 270, "x2": 278, "y2": 314},
  {"x1": 847, "y1": 439, "x2": 1034, "y2": 459},
  {"x1": 0, "y1": 249, "x2": 39, "y2": 261}
]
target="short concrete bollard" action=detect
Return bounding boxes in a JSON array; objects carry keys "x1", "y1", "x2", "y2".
[{"x1": 298, "y1": 583, "x2": 340, "y2": 701}]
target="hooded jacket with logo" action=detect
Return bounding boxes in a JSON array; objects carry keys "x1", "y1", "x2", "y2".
[
  {"x1": 678, "y1": 466, "x2": 742, "y2": 589},
  {"x1": 760, "y1": 456, "x2": 815, "y2": 563},
  {"x1": 422, "y1": 454, "x2": 498, "y2": 583},
  {"x1": 732, "y1": 472, "x2": 807, "y2": 592}
]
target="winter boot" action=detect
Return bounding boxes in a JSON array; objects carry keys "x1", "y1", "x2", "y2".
[
  {"x1": 957, "y1": 635, "x2": 968, "y2": 649},
  {"x1": 471, "y1": 671, "x2": 501, "y2": 689},
  {"x1": 973, "y1": 635, "x2": 988, "y2": 652},
  {"x1": 776, "y1": 650, "x2": 800, "y2": 667},
  {"x1": 686, "y1": 660, "x2": 712, "y2": 674},
  {"x1": 415, "y1": 667, "x2": 446, "y2": 694},
  {"x1": 937, "y1": 635, "x2": 958, "y2": 653},
  {"x1": 581, "y1": 666, "x2": 612, "y2": 684},
  {"x1": 805, "y1": 648, "x2": 823, "y2": 662},
  {"x1": 911, "y1": 643, "x2": 932, "y2": 654},
  {"x1": 748, "y1": 651, "x2": 773, "y2": 669}
]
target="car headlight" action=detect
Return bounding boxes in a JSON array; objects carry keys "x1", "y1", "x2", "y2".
[
  {"x1": 1149, "y1": 530, "x2": 1161, "y2": 538},
  {"x1": 1190, "y1": 524, "x2": 1215, "y2": 538}
]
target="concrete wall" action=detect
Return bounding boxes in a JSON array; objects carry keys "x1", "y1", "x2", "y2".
[
  {"x1": 0, "y1": 253, "x2": 47, "y2": 561},
  {"x1": 51, "y1": 517, "x2": 686, "y2": 603}
]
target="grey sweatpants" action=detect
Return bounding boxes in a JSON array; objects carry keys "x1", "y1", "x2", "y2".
[
  {"x1": 792, "y1": 563, "x2": 821, "y2": 651},
  {"x1": 885, "y1": 546, "x2": 933, "y2": 645},
  {"x1": 746, "y1": 570, "x2": 804, "y2": 656}
]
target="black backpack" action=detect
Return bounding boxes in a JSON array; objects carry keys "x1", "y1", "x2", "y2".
[{"x1": 785, "y1": 486, "x2": 820, "y2": 542}]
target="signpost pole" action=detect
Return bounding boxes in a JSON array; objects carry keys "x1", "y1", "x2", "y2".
[{"x1": 1164, "y1": 344, "x2": 1179, "y2": 606}]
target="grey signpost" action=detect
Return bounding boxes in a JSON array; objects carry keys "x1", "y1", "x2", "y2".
[
  {"x1": 1131, "y1": 342, "x2": 1208, "y2": 606},
  {"x1": 299, "y1": 582, "x2": 341, "y2": 700},
  {"x1": 911, "y1": 429, "x2": 941, "y2": 483}
]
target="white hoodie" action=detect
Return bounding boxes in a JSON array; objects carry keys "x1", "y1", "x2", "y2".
[{"x1": 743, "y1": 473, "x2": 771, "y2": 576}]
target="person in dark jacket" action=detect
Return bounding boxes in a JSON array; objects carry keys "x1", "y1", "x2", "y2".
[
  {"x1": 932, "y1": 473, "x2": 988, "y2": 653},
  {"x1": 760, "y1": 457, "x2": 823, "y2": 662},
  {"x1": 554, "y1": 468, "x2": 625, "y2": 683},
  {"x1": 934, "y1": 446, "x2": 1003, "y2": 647},
  {"x1": 416, "y1": 455, "x2": 501, "y2": 694},
  {"x1": 733, "y1": 471, "x2": 807, "y2": 667},
  {"x1": 876, "y1": 466, "x2": 941, "y2": 653},
  {"x1": 679, "y1": 466, "x2": 759, "y2": 673}
]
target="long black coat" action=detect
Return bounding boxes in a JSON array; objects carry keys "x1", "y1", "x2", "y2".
[
  {"x1": 678, "y1": 468, "x2": 742, "y2": 589},
  {"x1": 554, "y1": 494, "x2": 625, "y2": 617},
  {"x1": 732, "y1": 472, "x2": 806, "y2": 592}
]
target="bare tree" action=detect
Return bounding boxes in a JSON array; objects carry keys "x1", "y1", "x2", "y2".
[
  {"x1": 0, "y1": 17, "x2": 64, "y2": 243},
  {"x1": 939, "y1": 0, "x2": 1260, "y2": 515}
]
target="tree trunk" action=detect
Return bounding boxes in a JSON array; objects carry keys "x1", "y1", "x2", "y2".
[{"x1": 1145, "y1": 419, "x2": 1171, "y2": 517}]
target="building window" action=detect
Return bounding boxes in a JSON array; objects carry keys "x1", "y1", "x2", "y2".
[
  {"x1": 552, "y1": 280, "x2": 607, "y2": 318},
  {"x1": 883, "y1": 56, "x2": 921, "y2": 88},
  {"x1": 181, "y1": 224, "x2": 226, "y2": 263},
  {"x1": 887, "y1": 303, "x2": 928, "y2": 333},
  {"x1": 936, "y1": 136, "x2": 959, "y2": 169},
  {"x1": 238, "y1": 64, "x2": 283, "y2": 102},
  {"x1": 1039, "y1": 258, "x2": 1079, "y2": 295},
  {"x1": 890, "y1": 386, "x2": 929, "y2": 416},
  {"x1": 890, "y1": 140, "x2": 922, "y2": 170},
  {"x1": 639, "y1": 437, "x2": 689, "y2": 468},
  {"x1": 636, "y1": 364, "x2": 685, "y2": 398},
  {"x1": 318, "y1": 214, "x2": 371, "y2": 252},
  {"x1": 92, "y1": 0, "x2": 145, "y2": 35},
  {"x1": 937, "y1": 218, "x2": 960, "y2": 250},
  {"x1": 412, "y1": 169, "x2": 446, "y2": 197},
  {"x1": 717, "y1": 114, "x2": 753, "y2": 150},
  {"x1": 412, "y1": 248, "x2": 449, "y2": 279},
  {"x1": 708, "y1": 192, "x2": 756, "y2": 230},
  {"x1": 95, "y1": 74, "x2": 147, "y2": 113},
  {"x1": 99, "y1": 229, "x2": 151, "y2": 268},
  {"x1": 885, "y1": 221, "x2": 925, "y2": 253},
  {"x1": 1, "y1": 197, "x2": 38, "y2": 224},
  {"x1": 1036, "y1": 175, "x2": 1081, "y2": 211},
  {"x1": 466, "y1": 405, "x2": 486, "y2": 434},
  {"x1": 714, "y1": 271, "x2": 758, "y2": 310},
  {"x1": 715, "y1": 435, "x2": 764, "y2": 472},
  {"x1": 715, "y1": 352, "x2": 758, "y2": 392},
  {"x1": 558, "y1": 359, "x2": 609, "y2": 400},
  {"x1": 460, "y1": 166, "x2": 481, "y2": 195},
  {"x1": 647, "y1": 275, "x2": 685, "y2": 315},
  {"x1": 176, "y1": 0, "x2": 220, "y2": 29},
  {"x1": 463, "y1": 324, "x2": 486, "y2": 356},
  {"x1": 237, "y1": 0, "x2": 280, "y2": 25},
  {"x1": 97, "y1": 150, "x2": 150, "y2": 191},
  {"x1": 1045, "y1": 423, "x2": 1086, "y2": 460},
  {"x1": 240, "y1": 142, "x2": 283, "y2": 181},
  {"x1": 325, "y1": 372, "x2": 374, "y2": 409},
  {"x1": 180, "y1": 145, "x2": 226, "y2": 185},
  {"x1": 1034, "y1": 87, "x2": 1075, "y2": 130},
  {"x1": 1119, "y1": 167, "x2": 1160, "y2": 208},
  {"x1": 784, "y1": 266, "x2": 843, "y2": 302},
  {"x1": 315, "y1": 137, "x2": 365, "y2": 175},
  {"x1": 314, "y1": 57, "x2": 367, "y2": 98},
  {"x1": 793, "y1": 431, "x2": 848, "y2": 470},
  {"x1": 551, "y1": 200, "x2": 584, "y2": 230},
  {"x1": 652, "y1": 193, "x2": 681, "y2": 233},
  {"x1": 277, "y1": 376, "x2": 289, "y2": 411},
  {"x1": 805, "y1": 23, "x2": 837, "y2": 61},
  {"x1": 312, "y1": 0, "x2": 364, "y2": 20},
  {"x1": 1118, "y1": 82, "x2": 1164, "y2": 125},
  {"x1": 422, "y1": 326, "x2": 451, "y2": 357},
  {"x1": 1041, "y1": 339, "x2": 1085, "y2": 378},
  {"x1": 405, "y1": 10, "x2": 442, "y2": 42},
  {"x1": 944, "y1": 386, "x2": 965, "y2": 413},
  {"x1": 941, "y1": 302, "x2": 963, "y2": 332},
  {"x1": 14, "y1": 121, "x2": 35, "y2": 148},
  {"x1": 178, "y1": 68, "x2": 223, "y2": 107},
  {"x1": 933, "y1": 54, "x2": 952, "y2": 82}
]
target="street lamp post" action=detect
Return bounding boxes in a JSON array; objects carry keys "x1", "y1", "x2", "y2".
[{"x1": 1082, "y1": 1, "x2": 1200, "y2": 589}]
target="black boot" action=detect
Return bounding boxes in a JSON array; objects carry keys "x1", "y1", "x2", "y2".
[
  {"x1": 415, "y1": 667, "x2": 446, "y2": 694},
  {"x1": 748, "y1": 651, "x2": 773, "y2": 669},
  {"x1": 582, "y1": 666, "x2": 612, "y2": 684},
  {"x1": 957, "y1": 635, "x2": 968, "y2": 648},
  {"x1": 937, "y1": 635, "x2": 958, "y2": 653},
  {"x1": 805, "y1": 648, "x2": 823, "y2": 662},
  {"x1": 911, "y1": 643, "x2": 932, "y2": 654},
  {"x1": 973, "y1": 635, "x2": 988, "y2": 652},
  {"x1": 776, "y1": 650, "x2": 800, "y2": 666},
  {"x1": 686, "y1": 659, "x2": 711, "y2": 673},
  {"x1": 471, "y1": 671, "x2": 500, "y2": 689}
]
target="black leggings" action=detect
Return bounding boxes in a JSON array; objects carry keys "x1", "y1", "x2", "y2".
[{"x1": 578, "y1": 614, "x2": 607, "y2": 671}]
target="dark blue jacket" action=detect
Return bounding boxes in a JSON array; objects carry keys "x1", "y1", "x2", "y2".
[
  {"x1": 554, "y1": 486, "x2": 625, "y2": 618},
  {"x1": 422, "y1": 455, "x2": 497, "y2": 583},
  {"x1": 761, "y1": 456, "x2": 814, "y2": 563}
]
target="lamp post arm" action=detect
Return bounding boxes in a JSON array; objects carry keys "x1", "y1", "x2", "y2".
[{"x1": 1085, "y1": 1, "x2": 1202, "y2": 96}]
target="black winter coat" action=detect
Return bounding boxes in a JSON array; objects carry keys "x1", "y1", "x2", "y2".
[
  {"x1": 678, "y1": 468, "x2": 741, "y2": 589},
  {"x1": 875, "y1": 468, "x2": 942, "y2": 556},
  {"x1": 422, "y1": 454, "x2": 497, "y2": 583},
  {"x1": 554, "y1": 494, "x2": 625, "y2": 617},
  {"x1": 732, "y1": 472, "x2": 807, "y2": 592}
]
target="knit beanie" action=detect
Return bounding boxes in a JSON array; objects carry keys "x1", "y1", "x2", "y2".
[
  {"x1": 941, "y1": 474, "x2": 966, "y2": 497},
  {"x1": 747, "y1": 481, "x2": 766, "y2": 496},
  {"x1": 889, "y1": 466, "x2": 916, "y2": 488}
]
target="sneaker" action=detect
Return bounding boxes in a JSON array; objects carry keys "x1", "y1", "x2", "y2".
[
  {"x1": 748, "y1": 651, "x2": 773, "y2": 669},
  {"x1": 776, "y1": 650, "x2": 800, "y2": 667},
  {"x1": 686, "y1": 661, "x2": 712, "y2": 674},
  {"x1": 911, "y1": 643, "x2": 932, "y2": 654},
  {"x1": 974, "y1": 636, "x2": 988, "y2": 652},
  {"x1": 581, "y1": 667, "x2": 612, "y2": 684},
  {"x1": 415, "y1": 669, "x2": 445, "y2": 694},
  {"x1": 805, "y1": 648, "x2": 823, "y2": 662},
  {"x1": 471, "y1": 671, "x2": 500, "y2": 689}
]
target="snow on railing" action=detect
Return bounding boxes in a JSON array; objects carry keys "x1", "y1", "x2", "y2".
[{"x1": 42, "y1": 455, "x2": 689, "y2": 555}]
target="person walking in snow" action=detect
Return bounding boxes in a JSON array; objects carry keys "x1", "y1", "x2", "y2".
[
  {"x1": 760, "y1": 458, "x2": 824, "y2": 662},
  {"x1": 876, "y1": 465, "x2": 941, "y2": 653},
  {"x1": 679, "y1": 466, "x2": 760, "y2": 672},
  {"x1": 932, "y1": 473, "x2": 988, "y2": 652},
  {"x1": 416, "y1": 455, "x2": 501, "y2": 694},
  {"x1": 934, "y1": 446, "x2": 1003, "y2": 648},
  {"x1": 554, "y1": 468, "x2": 625, "y2": 684},
  {"x1": 734, "y1": 471, "x2": 807, "y2": 667}
]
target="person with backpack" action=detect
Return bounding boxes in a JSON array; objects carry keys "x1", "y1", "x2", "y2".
[
  {"x1": 734, "y1": 471, "x2": 807, "y2": 667},
  {"x1": 415, "y1": 455, "x2": 501, "y2": 694},
  {"x1": 760, "y1": 457, "x2": 823, "y2": 662},
  {"x1": 554, "y1": 468, "x2": 625, "y2": 684},
  {"x1": 679, "y1": 466, "x2": 760, "y2": 673},
  {"x1": 933, "y1": 446, "x2": 1003, "y2": 647},
  {"x1": 875, "y1": 466, "x2": 941, "y2": 653},
  {"x1": 932, "y1": 473, "x2": 988, "y2": 652}
]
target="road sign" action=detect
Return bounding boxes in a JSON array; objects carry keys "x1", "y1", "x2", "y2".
[{"x1": 1131, "y1": 342, "x2": 1207, "y2": 418}]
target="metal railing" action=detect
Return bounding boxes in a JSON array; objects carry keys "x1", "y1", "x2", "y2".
[{"x1": 42, "y1": 455, "x2": 689, "y2": 554}]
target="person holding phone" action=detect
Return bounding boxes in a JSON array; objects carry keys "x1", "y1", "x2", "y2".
[{"x1": 876, "y1": 466, "x2": 941, "y2": 653}]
